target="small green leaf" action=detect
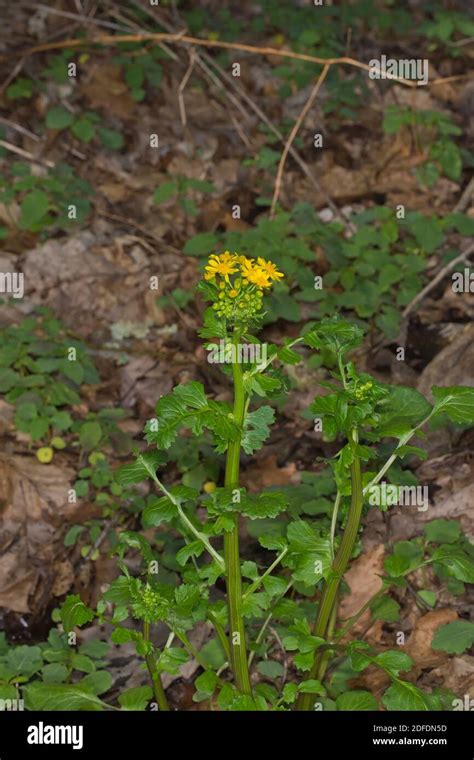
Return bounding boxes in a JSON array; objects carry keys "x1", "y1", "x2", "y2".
[
  {"x1": 60, "y1": 594, "x2": 94, "y2": 632},
  {"x1": 46, "y1": 106, "x2": 74, "y2": 130},
  {"x1": 153, "y1": 181, "x2": 178, "y2": 204},
  {"x1": 183, "y1": 232, "x2": 219, "y2": 256},
  {"x1": 424, "y1": 519, "x2": 461, "y2": 544},
  {"x1": 19, "y1": 190, "x2": 49, "y2": 229},
  {"x1": 257, "y1": 660, "x2": 284, "y2": 679},
  {"x1": 79, "y1": 421, "x2": 102, "y2": 450},
  {"x1": 241, "y1": 406, "x2": 274, "y2": 454},
  {"x1": 371, "y1": 596, "x2": 400, "y2": 622}
]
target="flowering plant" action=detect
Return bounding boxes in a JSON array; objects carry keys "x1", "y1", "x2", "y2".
[
  {"x1": 200, "y1": 251, "x2": 283, "y2": 325},
  {"x1": 54, "y1": 256, "x2": 474, "y2": 713}
]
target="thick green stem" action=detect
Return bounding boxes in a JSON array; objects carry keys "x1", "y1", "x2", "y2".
[
  {"x1": 296, "y1": 434, "x2": 363, "y2": 710},
  {"x1": 223, "y1": 335, "x2": 252, "y2": 696},
  {"x1": 143, "y1": 622, "x2": 170, "y2": 711}
]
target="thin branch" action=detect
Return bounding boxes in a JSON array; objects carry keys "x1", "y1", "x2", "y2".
[
  {"x1": 454, "y1": 176, "x2": 474, "y2": 213},
  {"x1": 402, "y1": 242, "x2": 474, "y2": 319},
  {"x1": 270, "y1": 64, "x2": 330, "y2": 218},
  {"x1": 6, "y1": 31, "x2": 470, "y2": 91},
  {"x1": 0, "y1": 139, "x2": 54, "y2": 168},
  {"x1": 178, "y1": 51, "x2": 196, "y2": 127}
]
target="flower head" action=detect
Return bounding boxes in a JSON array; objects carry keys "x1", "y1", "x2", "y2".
[
  {"x1": 257, "y1": 257, "x2": 284, "y2": 282},
  {"x1": 200, "y1": 251, "x2": 284, "y2": 326},
  {"x1": 204, "y1": 252, "x2": 238, "y2": 282}
]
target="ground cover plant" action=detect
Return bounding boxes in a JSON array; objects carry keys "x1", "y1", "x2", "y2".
[{"x1": 10, "y1": 254, "x2": 469, "y2": 712}]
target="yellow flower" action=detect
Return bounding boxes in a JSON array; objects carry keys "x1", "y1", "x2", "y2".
[
  {"x1": 204, "y1": 253, "x2": 238, "y2": 282},
  {"x1": 240, "y1": 257, "x2": 255, "y2": 280},
  {"x1": 248, "y1": 266, "x2": 271, "y2": 289},
  {"x1": 257, "y1": 257, "x2": 284, "y2": 281},
  {"x1": 228, "y1": 289, "x2": 239, "y2": 298}
]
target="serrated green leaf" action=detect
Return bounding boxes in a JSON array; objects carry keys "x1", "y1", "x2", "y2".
[
  {"x1": 241, "y1": 406, "x2": 274, "y2": 454},
  {"x1": 431, "y1": 386, "x2": 474, "y2": 424},
  {"x1": 377, "y1": 386, "x2": 432, "y2": 438},
  {"x1": 60, "y1": 595, "x2": 94, "y2": 632}
]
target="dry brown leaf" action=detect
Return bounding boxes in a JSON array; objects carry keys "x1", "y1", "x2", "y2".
[
  {"x1": 340, "y1": 544, "x2": 385, "y2": 624},
  {"x1": 405, "y1": 608, "x2": 458, "y2": 668},
  {"x1": 241, "y1": 454, "x2": 298, "y2": 491}
]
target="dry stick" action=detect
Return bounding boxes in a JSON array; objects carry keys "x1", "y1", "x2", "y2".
[
  {"x1": 0, "y1": 58, "x2": 25, "y2": 97},
  {"x1": 0, "y1": 139, "x2": 54, "y2": 168},
  {"x1": 178, "y1": 51, "x2": 196, "y2": 127},
  {"x1": 270, "y1": 64, "x2": 330, "y2": 218},
  {"x1": 402, "y1": 242, "x2": 474, "y2": 319},
  {"x1": 0, "y1": 117, "x2": 40, "y2": 142},
  {"x1": 454, "y1": 176, "x2": 474, "y2": 213},
  {"x1": 6, "y1": 31, "x2": 470, "y2": 91}
]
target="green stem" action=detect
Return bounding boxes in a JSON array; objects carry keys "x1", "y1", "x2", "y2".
[
  {"x1": 143, "y1": 621, "x2": 170, "y2": 711},
  {"x1": 315, "y1": 591, "x2": 339, "y2": 683},
  {"x1": 296, "y1": 431, "x2": 363, "y2": 711},
  {"x1": 223, "y1": 333, "x2": 252, "y2": 696},
  {"x1": 243, "y1": 548, "x2": 288, "y2": 600},
  {"x1": 248, "y1": 581, "x2": 293, "y2": 668},
  {"x1": 152, "y1": 474, "x2": 225, "y2": 569},
  {"x1": 335, "y1": 587, "x2": 385, "y2": 642},
  {"x1": 207, "y1": 612, "x2": 232, "y2": 662}
]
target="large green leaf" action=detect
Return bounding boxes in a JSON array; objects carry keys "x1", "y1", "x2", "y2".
[
  {"x1": 424, "y1": 519, "x2": 461, "y2": 544},
  {"x1": 431, "y1": 621, "x2": 474, "y2": 655},
  {"x1": 145, "y1": 381, "x2": 239, "y2": 450},
  {"x1": 374, "y1": 651, "x2": 413, "y2": 676},
  {"x1": 431, "y1": 386, "x2": 474, "y2": 424},
  {"x1": 303, "y1": 317, "x2": 364, "y2": 355},
  {"x1": 432, "y1": 546, "x2": 474, "y2": 583},
  {"x1": 377, "y1": 386, "x2": 432, "y2": 438},
  {"x1": 116, "y1": 451, "x2": 166, "y2": 486},
  {"x1": 240, "y1": 491, "x2": 287, "y2": 520},
  {"x1": 7, "y1": 645, "x2": 43, "y2": 678},
  {"x1": 382, "y1": 681, "x2": 431, "y2": 711},
  {"x1": 25, "y1": 682, "x2": 107, "y2": 711}
]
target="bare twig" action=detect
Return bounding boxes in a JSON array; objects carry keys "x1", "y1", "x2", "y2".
[
  {"x1": 270, "y1": 64, "x2": 330, "y2": 218},
  {"x1": 402, "y1": 242, "x2": 474, "y2": 319},
  {"x1": 0, "y1": 139, "x2": 54, "y2": 168},
  {"x1": 0, "y1": 117, "x2": 40, "y2": 142},
  {"x1": 454, "y1": 176, "x2": 474, "y2": 213},
  {"x1": 6, "y1": 31, "x2": 470, "y2": 91},
  {"x1": 177, "y1": 51, "x2": 196, "y2": 127}
]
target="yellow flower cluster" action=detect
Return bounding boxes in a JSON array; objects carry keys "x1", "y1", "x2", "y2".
[{"x1": 203, "y1": 252, "x2": 284, "y2": 323}]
